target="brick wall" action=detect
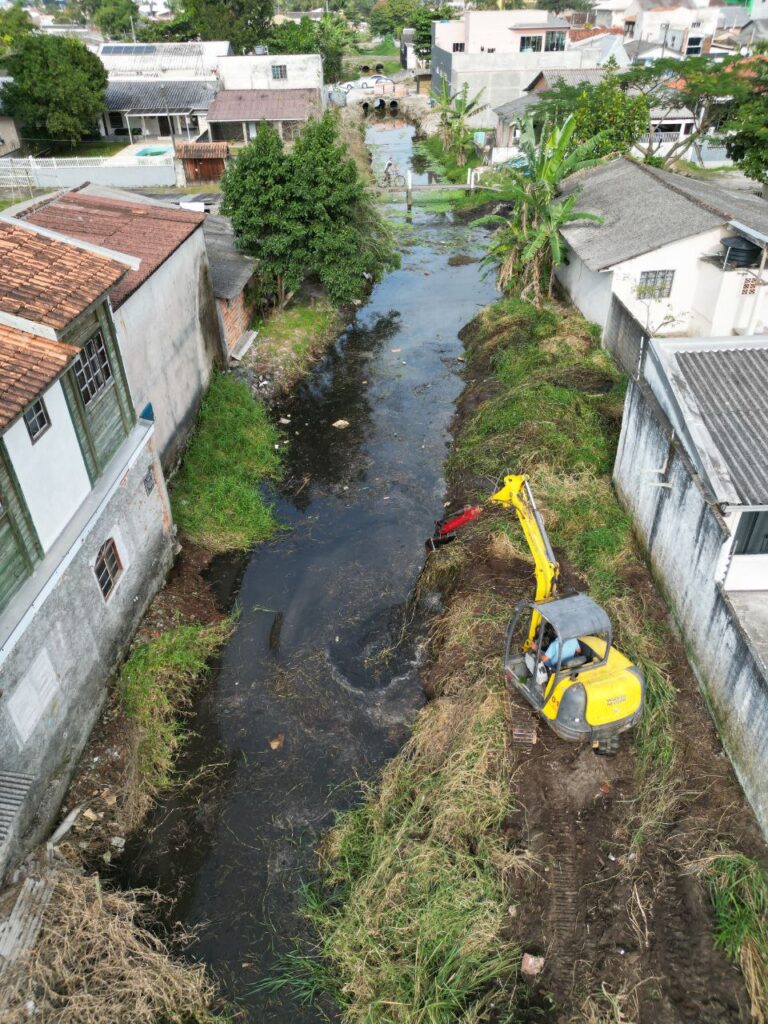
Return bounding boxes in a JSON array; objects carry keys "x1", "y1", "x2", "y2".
[{"x1": 217, "y1": 290, "x2": 252, "y2": 351}]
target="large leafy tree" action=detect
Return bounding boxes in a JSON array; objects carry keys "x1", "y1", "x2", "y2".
[
  {"x1": 93, "y1": 0, "x2": 139, "y2": 39},
  {"x1": 0, "y1": 3, "x2": 34, "y2": 57},
  {"x1": 1, "y1": 35, "x2": 107, "y2": 145},
  {"x1": 483, "y1": 116, "x2": 603, "y2": 303},
  {"x1": 181, "y1": 0, "x2": 274, "y2": 53},
  {"x1": 269, "y1": 14, "x2": 353, "y2": 83},
  {"x1": 725, "y1": 57, "x2": 768, "y2": 184},
  {"x1": 412, "y1": 4, "x2": 454, "y2": 61},
  {"x1": 222, "y1": 115, "x2": 399, "y2": 307},
  {"x1": 621, "y1": 56, "x2": 746, "y2": 166}
]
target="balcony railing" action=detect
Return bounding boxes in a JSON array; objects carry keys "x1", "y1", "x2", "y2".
[{"x1": 639, "y1": 132, "x2": 686, "y2": 143}]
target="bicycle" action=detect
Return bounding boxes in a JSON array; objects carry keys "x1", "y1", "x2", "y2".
[{"x1": 378, "y1": 169, "x2": 406, "y2": 188}]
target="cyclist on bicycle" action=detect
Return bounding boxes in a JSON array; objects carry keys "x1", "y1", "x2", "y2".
[{"x1": 383, "y1": 157, "x2": 395, "y2": 184}]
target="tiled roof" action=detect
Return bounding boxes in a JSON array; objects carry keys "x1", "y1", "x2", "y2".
[
  {"x1": 175, "y1": 141, "x2": 229, "y2": 159},
  {"x1": 22, "y1": 191, "x2": 204, "y2": 308},
  {"x1": 0, "y1": 323, "x2": 78, "y2": 430},
  {"x1": 0, "y1": 221, "x2": 127, "y2": 331},
  {"x1": 105, "y1": 79, "x2": 218, "y2": 113},
  {"x1": 569, "y1": 26, "x2": 624, "y2": 40},
  {"x1": 206, "y1": 88, "x2": 320, "y2": 123}
]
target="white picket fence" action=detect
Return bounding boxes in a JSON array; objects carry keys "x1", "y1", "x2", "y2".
[{"x1": 0, "y1": 155, "x2": 177, "y2": 191}]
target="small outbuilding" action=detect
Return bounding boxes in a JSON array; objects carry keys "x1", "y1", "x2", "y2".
[
  {"x1": 175, "y1": 140, "x2": 229, "y2": 182},
  {"x1": 203, "y1": 214, "x2": 258, "y2": 356}
]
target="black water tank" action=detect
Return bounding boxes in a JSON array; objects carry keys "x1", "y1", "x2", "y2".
[{"x1": 721, "y1": 235, "x2": 761, "y2": 267}]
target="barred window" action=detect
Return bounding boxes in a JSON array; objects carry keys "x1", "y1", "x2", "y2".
[
  {"x1": 23, "y1": 398, "x2": 50, "y2": 442},
  {"x1": 742, "y1": 275, "x2": 758, "y2": 296},
  {"x1": 520, "y1": 35, "x2": 543, "y2": 52},
  {"x1": 74, "y1": 332, "x2": 112, "y2": 406},
  {"x1": 271, "y1": 64, "x2": 287, "y2": 79},
  {"x1": 452, "y1": 42, "x2": 465, "y2": 52},
  {"x1": 545, "y1": 30, "x2": 566, "y2": 51},
  {"x1": 638, "y1": 269, "x2": 675, "y2": 300},
  {"x1": 94, "y1": 538, "x2": 122, "y2": 599}
]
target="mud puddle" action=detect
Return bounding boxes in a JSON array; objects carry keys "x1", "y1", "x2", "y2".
[{"x1": 120, "y1": 124, "x2": 496, "y2": 1021}]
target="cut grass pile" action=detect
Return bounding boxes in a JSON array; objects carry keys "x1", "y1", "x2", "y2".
[
  {"x1": 2, "y1": 871, "x2": 230, "y2": 1024},
  {"x1": 694, "y1": 850, "x2": 768, "y2": 1023},
  {"x1": 171, "y1": 372, "x2": 281, "y2": 552},
  {"x1": 259, "y1": 580, "x2": 526, "y2": 1022},
  {"x1": 119, "y1": 618, "x2": 235, "y2": 800},
  {"x1": 249, "y1": 298, "x2": 342, "y2": 393}
]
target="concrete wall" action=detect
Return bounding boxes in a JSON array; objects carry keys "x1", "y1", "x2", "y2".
[
  {"x1": 0, "y1": 424, "x2": 174, "y2": 880},
  {"x1": 219, "y1": 53, "x2": 324, "y2": 94},
  {"x1": 432, "y1": 47, "x2": 598, "y2": 120},
  {"x1": 0, "y1": 159, "x2": 177, "y2": 190},
  {"x1": 3, "y1": 381, "x2": 91, "y2": 554},
  {"x1": 112, "y1": 228, "x2": 222, "y2": 470},
  {"x1": 434, "y1": 11, "x2": 567, "y2": 53},
  {"x1": 555, "y1": 246, "x2": 614, "y2": 329},
  {"x1": 614, "y1": 378, "x2": 768, "y2": 838},
  {"x1": 0, "y1": 116, "x2": 20, "y2": 158}
]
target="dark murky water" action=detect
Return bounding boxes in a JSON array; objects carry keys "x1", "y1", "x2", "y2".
[{"x1": 123, "y1": 124, "x2": 496, "y2": 1021}]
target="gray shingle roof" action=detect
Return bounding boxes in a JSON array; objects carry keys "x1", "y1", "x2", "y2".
[
  {"x1": 495, "y1": 92, "x2": 541, "y2": 120},
  {"x1": 203, "y1": 215, "x2": 256, "y2": 300},
  {"x1": 559, "y1": 158, "x2": 768, "y2": 271},
  {"x1": 105, "y1": 79, "x2": 218, "y2": 113}
]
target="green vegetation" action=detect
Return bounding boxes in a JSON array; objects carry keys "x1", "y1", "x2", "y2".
[
  {"x1": 355, "y1": 31, "x2": 398, "y2": 55},
  {"x1": 251, "y1": 299, "x2": 341, "y2": 391},
  {"x1": 119, "y1": 618, "x2": 235, "y2": 792},
  {"x1": 49, "y1": 138, "x2": 128, "y2": 157},
  {"x1": 1, "y1": 35, "x2": 107, "y2": 145},
  {"x1": 269, "y1": 15, "x2": 354, "y2": 83},
  {"x1": 257, "y1": 584, "x2": 524, "y2": 1021},
  {"x1": 171, "y1": 373, "x2": 282, "y2": 552},
  {"x1": 0, "y1": 3, "x2": 34, "y2": 58},
  {"x1": 697, "y1": 851, "x2": 768, "y2": 1020},
  {"x1": 415, "y1": 134, "x2": 483, "y2": 184},
  {"x1": 430, "y1": 80, "x2": 490, "y2": 170},
  {"x1": 221, "y1": 114, "x2": 399, "y2": 308}
]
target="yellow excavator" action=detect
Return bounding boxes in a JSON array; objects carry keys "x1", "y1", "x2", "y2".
[
  {"x1": 492, "y1": 474, "x2": 644, "y2": 754},
  {"x1": 431, "y1": 474, "x2": 644, "y2": 754}
]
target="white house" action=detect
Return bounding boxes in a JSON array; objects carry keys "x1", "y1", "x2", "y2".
[
  {"x1": 14, "y1": 185, "x2": 224, "y2": 470},
  {"x1": 614, "y1": 334, "x2": 768, "y2": 837},
  {"x1": 218, "y1": 52, "x2": 324, "y2": 94},
  {"x1": 0, "y1": 220, "x2": 175, "y2": 880},
  {"x1": 431, "y1": 11, "x2": 616, "y2": 120},
  {"x1": 621, "y1": 0, "x2": 720, "y2": 58},
  {"x1": 555, "y1": 159, "x2": 768, "y2": 358}
]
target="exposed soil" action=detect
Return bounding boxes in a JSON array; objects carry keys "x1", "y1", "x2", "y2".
[
  {"x1": 54, "y1": 539, "x2": 226, "y2": 873},
  {"x1": 447, "y1": 254, "x2": 480, "y2": 266},
  {"x1": 431, "y1": 339, "x2": 768, "y2": 1022}
]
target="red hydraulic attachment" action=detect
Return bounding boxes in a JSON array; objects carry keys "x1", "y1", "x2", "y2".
[{"x1": 428, "y1": 505, "x2": 483, "y2": 549}]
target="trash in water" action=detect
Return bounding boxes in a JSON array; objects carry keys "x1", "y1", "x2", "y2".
[
  {"x1": 268, "y1": 734, "x2": 285, "y2": 751},
  {"x1": 521, "y1": 953, "x2": 545, "y2": 977},
  {"x1": 332, "y1": 419, "x2": 350, "y2": 429}
]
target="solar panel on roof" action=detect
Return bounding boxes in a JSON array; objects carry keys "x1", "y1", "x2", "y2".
[{"x1": 102, "y1": 43, "x2": 157, "y2": 54}]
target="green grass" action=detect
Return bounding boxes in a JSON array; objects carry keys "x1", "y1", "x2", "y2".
[
  {"x1": 0, "y1": 199, "x2": 19, "y2": 213},
  {"x1": 171, "y1": 372, "x2": 282, "y2": 552},
  {"x1": 355, "y1": 33, "x2": 399, "y2": 56},
  {"x1": 251, "y1": 298, "x2": 340, "y2": 390},
  {"x1": 47, "y1": 138, "x2": 129, "y2": 158},
  {"x1": 119, "y1": 618, "x2": 235, "y2": 792},
  {"x1": 698, "y1": 851, "x2": 768, "y2": 1019}
]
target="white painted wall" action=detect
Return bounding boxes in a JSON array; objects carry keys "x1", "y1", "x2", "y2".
[
  {"x1": 0, "y1": 116, "x2": 20, "y2": 158},
  {"x1": 555, "y1": 246, "x2": 614, "y2": 329},
  {"x1": 4, "y1": 381, "x2": 91, "y2": 553},
  {"x1": 219, "y1": 54, "x2": 323, "y2": 93},
  {"x1": 112, "y1": 227, "x2": 221, "y2": 467},
  {"x1": 434, "y1": 11, "x2": 568, "y2": 53}
]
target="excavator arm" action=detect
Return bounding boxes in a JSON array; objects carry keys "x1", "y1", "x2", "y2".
[{"x1": 490, "y1": 475, "x2": 559, "y2": 647}]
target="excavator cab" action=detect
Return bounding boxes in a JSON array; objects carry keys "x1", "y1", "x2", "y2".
[{"x1": 504, "y1": 593, "x2": 644, "y2": 753}]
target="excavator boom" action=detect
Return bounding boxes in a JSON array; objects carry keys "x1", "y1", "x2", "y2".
[{"x1": 490, "y1": 475, "x2": 559, "y2": 646}]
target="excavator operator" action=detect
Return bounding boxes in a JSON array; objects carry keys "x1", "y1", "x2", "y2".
[{"x1": 534, "y1": 636, "x2": 582, "y2": 667}]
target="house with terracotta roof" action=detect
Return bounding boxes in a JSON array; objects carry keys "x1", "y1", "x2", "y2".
[
  {"x1": 14, "y1": 185, "x2": 224, "y2": 469},
  {"x1": 0, "y1": 219, "x2": 175, "y2": 879}
]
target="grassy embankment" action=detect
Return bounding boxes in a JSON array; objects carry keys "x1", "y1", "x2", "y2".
[
  {"x1": 171, "y1": 371, "x2": 282, "y2": 552},
  {"x1": 247, "y1": 299, "x2": 343, "y2": 395},
  {"x1": 270, "y1": 297, "x2": 767, "y2": 1021}
]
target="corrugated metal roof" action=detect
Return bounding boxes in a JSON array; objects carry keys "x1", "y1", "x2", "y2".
[
  {"x1": 105, "y1": 79, "x2": 218, "y2": 113},
  {"x1": 676, "y1": 346, "x2": 768, "y2": 505},
  {"x1": 206, "y1": 88, "x2": 320, "y2": 122}
]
